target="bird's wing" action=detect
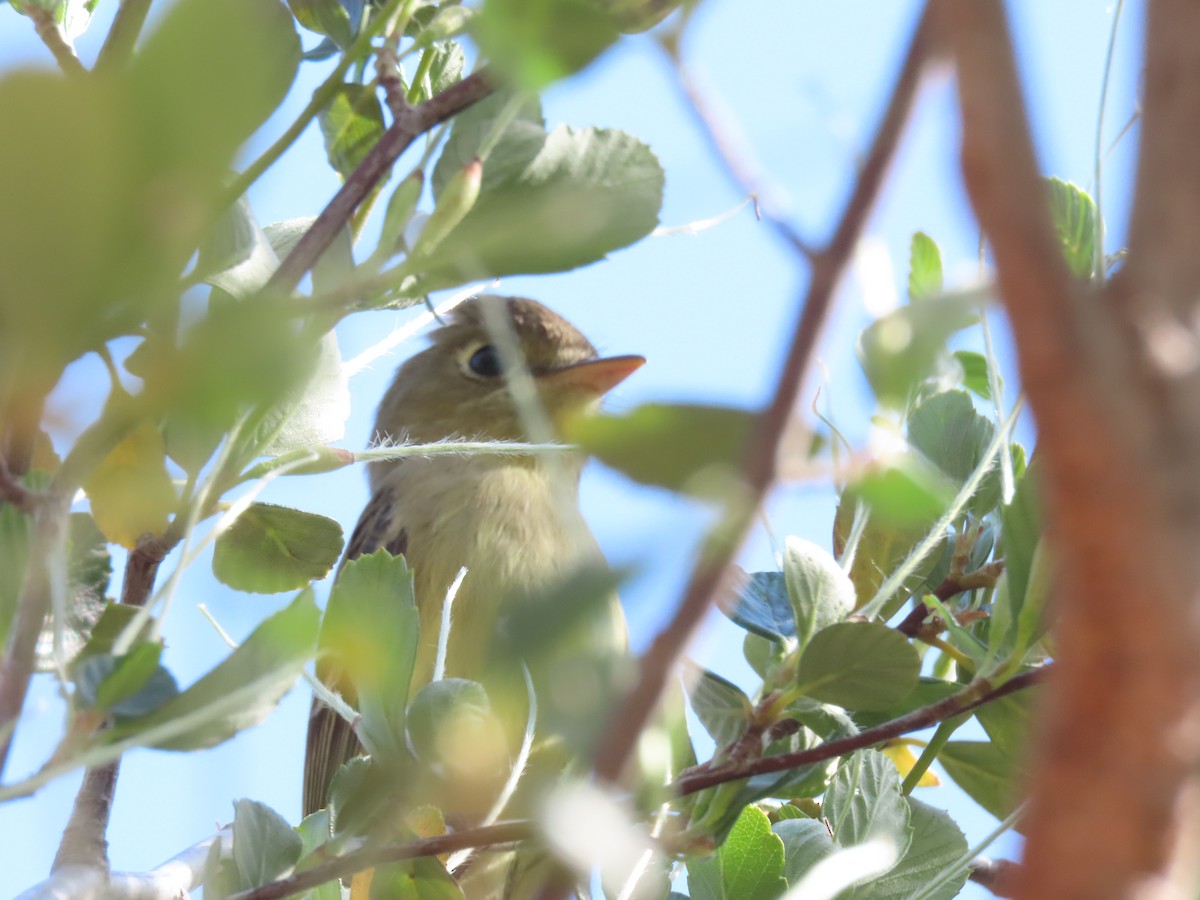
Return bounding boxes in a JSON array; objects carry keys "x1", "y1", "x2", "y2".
[{"x1": 303, "y1": 485, "x2": 408, "y2": 817}]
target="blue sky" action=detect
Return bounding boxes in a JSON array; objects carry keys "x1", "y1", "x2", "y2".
[{"x1": 0, "y1": 1, "x2": 1140, "y2": 894}]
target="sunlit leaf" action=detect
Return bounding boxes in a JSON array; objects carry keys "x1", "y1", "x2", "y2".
[
  {"x1": 232, "y1": 799, "x2": 303, "y2": 888},
  {"x1": 1046, "y1": 177, "x2": 1097, "y2": 279},
  {"x1": 795, "y1": 622, "x2": 920, "y2": 711},
  {"x1": 318, "y1": 84, "x2": 386, "y2": 181},
  {"x1": 824, "y1": 749, "x2": 911, "y2": 853},
  {"x1": 833, "y1": 485, "x2": 948, "y2": 616},
  {"x1": 857, "y1": 290, "x2": 981, "y2": 408},
  {"x1": 213, "y1": 503, "x2": 343, "y2": 593},
  {"x1": 568, "y1": 403, "x2": 752, "y2": 495},
  {"x1": 783, "y1": 537, "x2": 855, "y2": 648},
  {"x1": 473, "y1": 0, "x2": 619, "y2": 88},
  {"x1": 907, "y1": 232, "x2": 943, "y2": 301},
  {"x1": 938, "y1": 740, "x2": 1021, "y2": 824},
  {"x1": 847, "y1": 798, "x2": 967, "y2": 899},
  {"x1": 319, "y1": 550, "x2": 418, "y2": 761},
  {"x1": 422, "y1": 125, "x2": 664, "y2": 285},
  {"x1": 84, "y1": 421, "x2": 176, "y2": 550},
  {"x1": 687, "y1": 805, "x2": 787, "y2": 900},
  {"x1": 952, "y1": 350, "x2": 993, "y2": 400},
  {"x1": 685, "y1": 663, "x2": 752, "y2": 749},
  {"x1": 907, "y1": 390, "x2": 1002, "y2": 518}
]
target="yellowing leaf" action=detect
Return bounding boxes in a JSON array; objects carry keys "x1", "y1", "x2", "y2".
[
  {"x1": 882, "y1": 740, "x2": 941, "y2": 787},
  {"x1": 84, "y1": 422, "x2": 176, "y2": 549}
]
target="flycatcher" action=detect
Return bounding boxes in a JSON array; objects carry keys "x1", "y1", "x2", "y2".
[{"x1": 303, "y1": 295, "x2": 644, "y2": 826}]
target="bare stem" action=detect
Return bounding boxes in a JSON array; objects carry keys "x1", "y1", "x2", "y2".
[
  {"x1": 267, "y1": 70, "x2": 494, "y2": 296},
  {"x1": 591, "y1": 2, "x2": 947, "y2": 787},
  {"x1": 51, "y1": 535, "x2": 176, "y2": 871},
  {"x1": 674, "y1": 665, "x2": 1047, "y2": 795},
  {"x1": 227, "y1": 820, "x2": 533, "y2": 900}
]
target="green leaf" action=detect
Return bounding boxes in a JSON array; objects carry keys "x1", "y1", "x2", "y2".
[
  {"x1": 825, "y1": 750, "x2": 912, "y2": 853},
  {"x1": 319, "y1": 550, "x2": 419, "y2": 761},
  {"x1": 854, "y1": 461, "x2": 955, "y2": 527},
  {"x1": 795, "y1": 622, "x2": 920, "y2": 711},
  {"x1": 907, "y1": 232, "x2": 943, "y2": 301},
  {"x1": 996, "y1": 460, "x2": 1043, "y2": 641},
  {"x1": 726, "y1": 570, "x2": 796, "y2": 642},
  {"x1": 567, "y1": 404, "x2": 752, "y2": 496},
  {"x1": 129, "y1": 0, "x2": 300, "y2": 190},
  {"x1": 938, "y1": 740, "x2": 1021, "y2": 822},
  {"x1": 213, "y1": 503, "x2": 344, "y2": 594},
  {"x1": 773, "y1": 817, "x2": 836, "y2": 886},
  {"x1": 286, "y1": 0, "x2": 355, "y2": 47},
  {"x1": 782, "y1": 537, "x2": 855, "y2": 648},
  {"x1": 687, "y1": 805, "x2": 787, "y2": 900},
  {"x1": 83, "y1": 421, "x2": 177, "y2": 550},
  {"x1": 952, "y1": 350, "x2": 993, "y2": 400},
  {"x1": 685, "y1": 663, "x2": 752, "y2": 749},
  {"x1": 405, "y1": 678, "x2": 491, "y2": 762},
  {"x1": 974, "y1": 687, "x2": 1036, "y2": 761},
  {"x1": 108, "y1": 589, "x2": 319, "y2": 750},
  {"x1": 432, "y1": 89, "x2": 545, "y2": 199},
  {"x1": 198, "y1": 199, "x2": 279, "y2": 297},
  {"x1": 833, "y1": 487, "x2": 948, "y2": 617},
  {"x1": 857, "y1": 289, "x2": 981, "y2": 408},
  {"x1": 743, "y1": 632, "x2": 784, "y2": 680},
  {"x1": 907, "y1": 390, "x2": 1002, "y2": 518},
  {"x1": 848, "y1": 797, "x2": 967, "y2": 899},
  {"x1": 318, "y1": 84, "x2": 386, "y2": 182},
  {"x1": 74, "y1": 643, "x2": 179, "y2": 717},
  {"x1": 232, "y1": 799, "x2": 303, "y2": 888},
  {"x1": 473, "y1": 0, "x2": 620, "y2": 89},
  {"x1": 420, "y1": 126, "x2": 664, "y2": 285},
  {"x1": 369, "y1": 856, "x2": 464, "y2": 900},
  {"x1": 1046, "y1": 177, "x2": 1097, "y2": 278}
]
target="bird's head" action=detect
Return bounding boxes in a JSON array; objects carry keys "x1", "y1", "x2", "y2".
[{"x1": 373, "y1": 295, "x2": 644, "y2": 445}]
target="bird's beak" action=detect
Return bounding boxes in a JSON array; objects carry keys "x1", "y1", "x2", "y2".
[{"x1": 538, "y1": 354, "x2": 646, "y2": 398}]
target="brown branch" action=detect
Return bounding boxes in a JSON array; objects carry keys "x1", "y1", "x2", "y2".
[
  {"x1": 673, "y1": 664, "x2": 1048, "y2": 796},
  {"x1": 226, "y1": 820, "x2": 533, "y2": 900},
  {"x1": 0, "y1": 493, "x2": 70, "y2": 778},
  {"x1": 52, "y1": 534, "x2": 176, "y2": 872},
  {"x1": 267, "y1": 70, "x2": 494, "y2": 296},
  {"x1": 895, "y1": 560, "x2": 1005, "y2": 638},
  {"x1": 969, "y1": 857, "x2": 1019, "y2": 898},
  {"x1": 0, "y1": 459, "x2": 39, "y2": 514},
  {"x1": 591, "y1": 2, "x2": 947, "y2": 787},
  {"x1": 945, "y1": 1, "x2": 1200, "y2": 896}
]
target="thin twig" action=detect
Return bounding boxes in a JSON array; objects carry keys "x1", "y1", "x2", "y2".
[
  {"x1": 25, "y1": 5, "x2": 87, "y2": 77},
  {"x1": 967, "y1": 857, "x2": 1018, "y2": 898},
  {"x1": 0, "y1": 492, "x2": 70, "y2": 779},
  {"x1": 660, "y1": 46, "x2": 815, "y2": 260},
  {"x1": 591, "y1": 2, "x2": 947, "y2": 787},
  {"x1": 52, "y1": 536, "x2": 176, "y2": 871},
  {"x1": 673, "y1": 664, "x2": 1048, "y2": 795},
  {"x1": 227, "y1": 820, "x2": 533, "y2": 900},
  {"x1": 267, "y1": 70, "x2": 494, "y2": 296}
]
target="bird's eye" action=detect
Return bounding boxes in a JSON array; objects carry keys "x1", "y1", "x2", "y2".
[{"x1": 467, "y1": 345, "x2": 503, "y2": 378}]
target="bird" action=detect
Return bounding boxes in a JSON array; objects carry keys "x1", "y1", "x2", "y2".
[{"x1": 303, "y1": 296, "x2": 644, "y2": 875}]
